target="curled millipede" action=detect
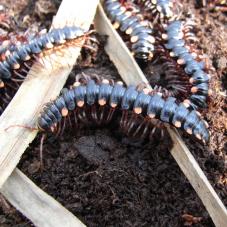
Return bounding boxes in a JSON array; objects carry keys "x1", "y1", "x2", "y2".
[
  {"x1": 0, "y1": 26, "x2": 86, "y2": 81},
  {"x1": 103, "y1": 1, "x2": 211, "y2": 109},
  {"x1": 161, "y1": 20, "x2": 211, "y2": 109},
  {"x1": 104, "y1": 0, "x2": 155, "y2": 62},
  {"x1": 38, "y1": 78, "x2": 209, "y2": 143},
  {"x1": 144, "y1": 53, "x2": 192, "y2": 100}
]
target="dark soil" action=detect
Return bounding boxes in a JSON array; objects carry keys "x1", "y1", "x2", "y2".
[{"x1": 0, "y1": 0, "x2": 226, "y2": 227}]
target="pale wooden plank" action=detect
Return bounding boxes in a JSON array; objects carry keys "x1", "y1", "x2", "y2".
[
  {"x1": 0, "y1": 169, "x2": 86, "y2": 227},
  {"x1": 0, "y1": 0, "x2": 99, "y2": 188},
  {"x1": 168, "y1": 128, "x2": 227, "y2": 227},
  {"x1": 94, "y1": 4, "x2": 227, "y2": 227}
]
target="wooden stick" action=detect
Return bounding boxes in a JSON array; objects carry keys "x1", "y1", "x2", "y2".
[
  {"x1": 168, "y1": 128, "x2": 227, "y2": 227},
  {"x1": 94, "y1": 4, "x2": 227, "y2": 227},
  {"x1": 0, "y1": 169, "x2": 86, "y2": 227},
  {"x1": 0, "y1": 0, "x2": 99, "y2": 188}
]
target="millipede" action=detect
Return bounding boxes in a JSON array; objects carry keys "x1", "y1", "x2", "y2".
[
  {"x1": 38, "y1": 77, "x2": 209, "y2": 143},
  {"x1": 133, "y1": 0, "x2": 176, "y2": 20},
  {"x1": 0, "y1": 33, "x2": 29, "y2": 114},
  {"x1": 104, "y1": 0, "x2": 155, "y2": 62},
  {"x1": 160, "y1": 20, "x2": 211, "y2": 109},
  {"x1": 144, "y1": 52, "x2": 193, "y2": 100},
  {"x1": 0, "y1": 26, "x2": 86, "y2": 81},
  {"x1": 0, "y1": 26, "x2": 90, "y2": 115}
]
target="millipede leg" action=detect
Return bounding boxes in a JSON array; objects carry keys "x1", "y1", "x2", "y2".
[
  {"x1": 141, "y1": 121, "x2": 150, "y2": 138},
  {"x1": 73, "y1": 109, "x2": 79, "y2": 127},
  {"x1": 66, "y1": 114, "x2": 72, "y2": 128},
  {"x1": 91, "y1": 105, "x2": 99, "y2": 124},
  {"x1": 119, "y1": 110, "x2": 128, "y2": 129},
  {"x1": 60, "y1": 118, "x2": 66, "y2": 137},
  {"x1": 39, "y1": 133, "x2": 46, "y2": 171},
  {"x1": 132, "y1": 120, "x2": 144, "y2": 137},
  {"x1": 56, "y1": 123, "x2": 62, "y2": 137},
  {"x1": 14, "y1": 70, "x2": 26, "y2": 79},
  {"x1": 97, "y1": 106, "x2": 105, "y2": 125},
  {"x1": 106, "y1": 107, "x2": 115, "y2": 123}
]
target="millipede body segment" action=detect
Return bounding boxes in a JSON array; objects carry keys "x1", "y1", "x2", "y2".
[
  {"x1": 0, "y1": 26, "x2": 86, "y2": 80},
  {"x1": 104, "y1": 0, "x2": 155, "y2": 62},
  {"x1": 0, "y1": 26, "x2": 87, "y2": 115},
  {"x1": 38, "y1": 79, "x2": 209, "y2": 143},
  {"x1": 162, "y1": 20, "x2": 211, "y2": 109}
]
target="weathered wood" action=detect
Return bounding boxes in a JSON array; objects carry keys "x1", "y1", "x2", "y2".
[
  {"x1": 94, "y1": 4, "x2": 227, "y2": 227},
  {"x1": 0, "y1": 0, "x2": 99, "y2": 188},
  {"x1": 168, "y1": 128, "x2": 227, "y2": 227},
  {"x1": 0, "y1": 169, "x2": 86, "y2": 227}
]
